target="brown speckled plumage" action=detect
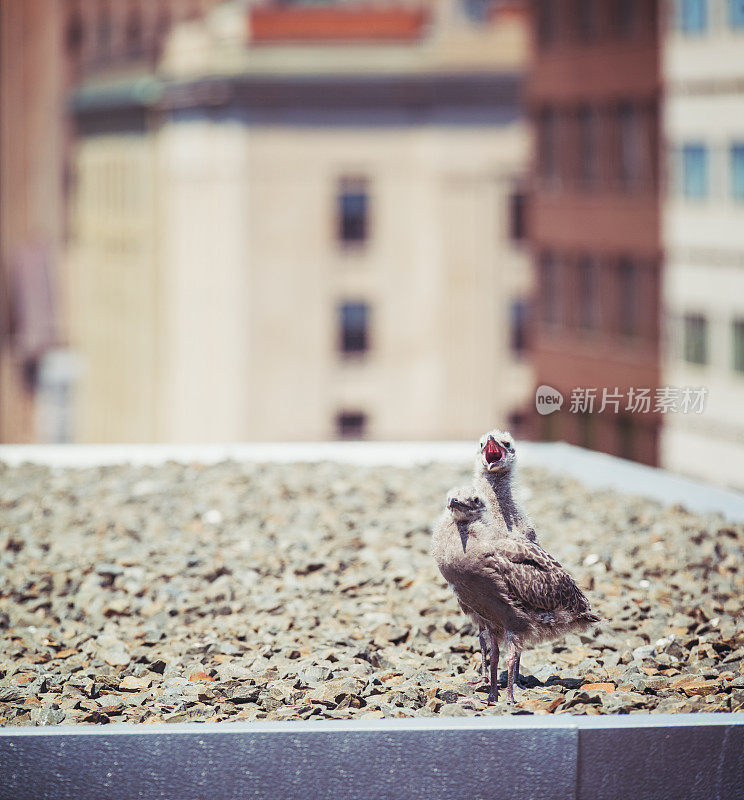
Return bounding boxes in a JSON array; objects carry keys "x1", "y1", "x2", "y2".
[{"x1": 432, "y1": 431, "x2": 600, "y2": 703}]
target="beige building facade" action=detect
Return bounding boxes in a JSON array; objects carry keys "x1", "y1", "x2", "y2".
[
  {"x1": 68, "y1": 1, "x2": 532, "y2": 442},
  {"x1": 661, "y1": 0, "x2": 744, "y2": 488}
]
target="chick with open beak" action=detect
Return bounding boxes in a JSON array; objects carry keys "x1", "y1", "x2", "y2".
[
  {"x1": 478, "y1": 430, "x2": 516, "y2": 473},
  {"x1": 474, "y1": 429, "x2": 532, "y2": 540}
]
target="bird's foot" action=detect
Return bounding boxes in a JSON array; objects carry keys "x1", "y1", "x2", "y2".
[
  {"x1": 506, "y1": 687, "x2": 516, "y2": 704},
  {"x1": 486, "y1": 689, "x2": 499, "y2": 705},
  {"x1": 465, "y1": 666, "x2": 490, "y2": 686}
]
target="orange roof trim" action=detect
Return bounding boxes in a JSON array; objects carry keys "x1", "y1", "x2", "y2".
[{"x1": 250, "y1": 6, "x2": 430, "y2": 43}]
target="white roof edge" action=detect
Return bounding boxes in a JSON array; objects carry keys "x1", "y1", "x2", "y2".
[
  {"x1": 0, "y1": 711, "x2": 740, "y2": 737},
  {"x1": 1, "y1": 440, "x2": 743, "y2": 522}
]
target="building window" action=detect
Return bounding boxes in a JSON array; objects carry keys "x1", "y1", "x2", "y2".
[
  {"x1": 577, "y1": 411, "x2": 594, "y2": 449},
  {"x1": 683, "y1": 313, "x2": 708, "y2": 365},
  {"x1": 682, "y1": 144, "x2": 708, "y2": 199},
  {"x1": 96, "y1": 2, "x2": 113, "y2": 60},
  {"x1": 461, "y1": 0, "x2": 492, "y2": 24},
  {"x1": 618, "y1": 103, "x2": 642, "y2": 190},
  {"x1": 339, "y1": 302, "x2": 369, "y2": 354},
  {"x1": 679, "y1": 0, "x2": 707, "y2": 33},
  {"x1": 125, "y1": 10, "x2": 143, "y2": 58},
  {"x1": 509, "y1": 190, "x2": 527, "y2": 242},
  {"x1": 338, "y1": 179, "x2": 368, "y2": 245},
  {"x1": 577, "y1": 0, "x2": 598, "y2": 40},
  {"x1": 578, "y1": 106, "x2": 598, "y2": 187},
  {"x1": 537, "y1": 0, "x2": 557, "y2": 45},
  {"x1": 616, "y1": 0, "x2": 637, "y2": 37},
  {"x1": 538, "y1": 108, "x2": 558, "y2": 185},
  {"x1": 729, "y1": 0, "x2": 744, "y2": 28},
  {"x1": 541, "y1": 411, "x2": 559, "y2": 442},
  {"x1": 616, "y1": 416, "x2": 634, "y2": 461},
  {"x1": 578, "y1": 256, "x2": 598, "y2": 330},
  {"x1": 617, "y1": 259, "x2": 638, "y2": 336},
  {"x1": 510, "y1": 300, "x2": 529, "y2": 356},
  {"x1": 336, "y1": 411, "x2": 367, "y2": 439},
  {"x1": 540, "y1": 253, "x2": 559, "y2": 325},
  {"x1": 731, "y1": 143, "x2": 744, "y2": 200},
  {"x1": 66, "y1": 11, "x2": 83, "y2": 56},
  {"x1": 733, "y1": 320, "x2": 744, "y2": 372},
  {"x1": 507, "y1": 411, "x2": 527, "y2": 437}
]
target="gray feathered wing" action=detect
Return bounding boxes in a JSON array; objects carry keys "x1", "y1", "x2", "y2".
[{"x1": 484, "y1": 538, "x2": 595, "y2": 617}]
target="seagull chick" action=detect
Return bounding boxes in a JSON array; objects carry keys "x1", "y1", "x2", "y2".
[
  {"x1": 474, "y1": 429, "x2": 537, "y2": 543},
  {"x1": 432, "y1": 435, "x2": 600, "y2": 704},
  {"x1": 432, "y1": 487, "x2": 493, "y2": 683}
]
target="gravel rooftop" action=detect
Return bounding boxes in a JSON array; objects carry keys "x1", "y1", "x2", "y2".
[{"x1": 1, "y1": 459, "x2": 743, "y2": 726}]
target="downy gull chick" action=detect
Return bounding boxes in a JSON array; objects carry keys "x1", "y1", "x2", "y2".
[{"x1": 432, "y1": 436, "x2": 600, "y2": 704}]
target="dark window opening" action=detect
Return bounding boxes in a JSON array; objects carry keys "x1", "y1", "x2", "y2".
[
  {"x1": 682, "y1": 143, "x2": 709, "y2": 199},
  {"x1": 733, "y1": 319, "x2": 744, "y2": 372},
  {"x1": 336, "y1": 412, "x2": 367, "y2": 440},
  {"x1": 540, "y1": 253, "x2": 559, "y2": 325},
  {"x1": 683, "y1": 313, "x2": 708, "y2": 365},
  {"x1": 537, "y1": 0, "x2": 557, "y2": 45},
  {"x1": 66, "y1": 12, "x2": 83, "y2": 56},
  {"x1": 541, "y1": 411, "x2": 559, "y2": 442},
  {"x1": 538, "y1": 108, "x2": 558, "y2": 184},
  {"x1": 617, "y1": 416, "x2": 634, "y2": 460},
  {"x1": 578, "y1": 106, "x2": 598, "y2": 187},
  {"x1": 618, "y1": 103, "x2": 642, "y2": 190},
  {"x1": 509, "y1": 190, "x2": 527, "y2": 242},
  {"x1": 339, "y1": 302, "x2": 369, "y2": 355},
  {"x1": 577, "y1": 0, "x2": 598, "y2": 40},
  {"x1": 617, "y1": 258, "x2": 638, "y2": 336},
  {"x1": 731, "y1": 143, "x2": 744, "y2": 201},
  {"x1": 578, "y1": 256, "x2": 598, "y2": 330},
  {"x1": 461, "y1": 0, "x2": 492, "y2": 24},
  {"x1": 338, "y1": 179, "x2": 368, "y2": 245},
  {"x1": 732, "y1": 0, "x2": 744, "y2": 28},
  {"x1": 507, "y1": 411, "x2": 527, "y2": 437},
  {"x1": 680, "y1": 0, "x2": 708, "y2": 33},
  {"x1": 510, "y1": 299, "x2": 529, "y2": 356},
  {"x1": 616, "y1": 0, "x2": 637, "y2": 36},
  {"x1": 577, "y1": 411, "x2": 594, "y2": 449},
  {"x1": 96, "y1": 3, "x2": 112, "y2": 60},
  {"x1": 125, "y1": 11, "x2": 143, "y2": 58}
]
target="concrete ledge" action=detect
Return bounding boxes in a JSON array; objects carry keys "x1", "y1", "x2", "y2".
[
  {"x1": 1, "y1": 440, "x2": 743, "y2": 522},
  {"x1": 1, "y1": 715, "x2": 742, "y2": 800},
  {"x1": 576, "y1": 715, "x2": 744, "y2": 800}
]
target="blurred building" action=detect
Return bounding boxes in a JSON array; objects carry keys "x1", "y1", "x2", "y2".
[
  {"x1": 661, "y1": 0, "x2": 744, "y2": 489},
  {"x1": 66, "y1": 0, "x2": 533, "y2": 442},
  {"x1": 0, "y1": 0, "x2": 223, "y2": 443},
  {"x1": 0, "y1": 1, "x2": 66, "y2": 442},
  {"x1": 527, "y1": 0, "x2": 662, "y2": 466}
]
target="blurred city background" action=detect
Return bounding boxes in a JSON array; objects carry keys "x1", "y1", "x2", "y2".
[{"x1": 1, "y1": 0, "x2": 743, "y2": 490}]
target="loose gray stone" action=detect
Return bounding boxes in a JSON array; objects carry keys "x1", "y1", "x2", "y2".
[{"x1": 0, "y1": 458, "x2": 740, "y2": 725}]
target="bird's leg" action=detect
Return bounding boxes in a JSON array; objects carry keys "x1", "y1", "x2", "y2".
[
  {"x1": 513, "y1": 651, "x2": 526, "y2": 690},
  {"x1": 487, "y1": 630, "x2": 500, "y2": 704},
  {"x1": 479, "y1": 625, "x2": 489, "y2": 680},
  {"x1": 465, "y1": 625, "x2": 489, "y2": 685},
  {"x1": 505, "y1": 631, "x2": 521, "y2": 704}
]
